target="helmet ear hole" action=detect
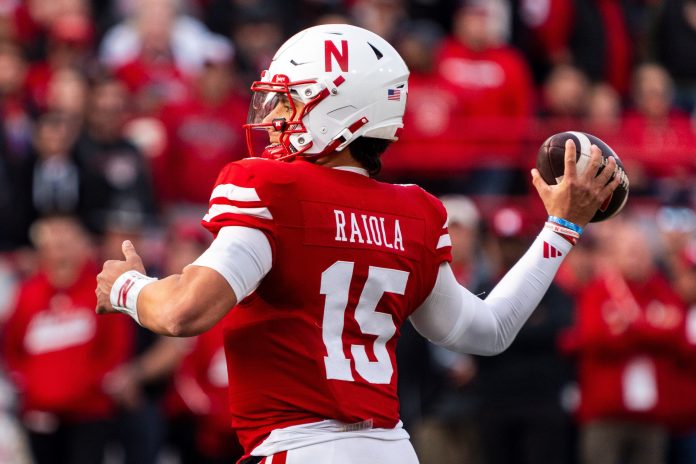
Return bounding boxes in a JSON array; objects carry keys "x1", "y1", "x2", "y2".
[{"x1": 327, "y1": 106, "x2": 359, "y2": 121}]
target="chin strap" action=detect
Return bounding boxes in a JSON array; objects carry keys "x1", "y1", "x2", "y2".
[{"x1": 260, "y1": 144, "x2": 293, "y2": 161}]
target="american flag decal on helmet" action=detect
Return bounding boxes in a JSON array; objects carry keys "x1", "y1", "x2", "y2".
[{"x1": 387, "y1": 88, "x2": 401, "y2": 101}]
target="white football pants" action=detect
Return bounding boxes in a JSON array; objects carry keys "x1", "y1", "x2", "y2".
[{"x1": 259, "y1": 437, "x2": 419, "y2": 464}]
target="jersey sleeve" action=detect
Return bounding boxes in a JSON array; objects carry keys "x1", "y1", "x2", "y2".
[
  {"x1": 201, "y1": 162, "x2": 276, "y2": 241},
  {"x1": 421, "y1": 189, "x2": 452, "y2": 264}
]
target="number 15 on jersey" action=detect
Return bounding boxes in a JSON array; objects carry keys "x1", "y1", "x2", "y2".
[{"x1": 320, "y1": 261, "x2": 409, "y2": 385}]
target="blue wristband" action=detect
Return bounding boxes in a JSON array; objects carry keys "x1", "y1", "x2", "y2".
[{"x1": 547, "y1": 216, "x2": 583, "y2": 235}]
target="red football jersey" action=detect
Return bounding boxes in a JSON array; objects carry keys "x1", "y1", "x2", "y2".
[{"x1": 201, "y1": 158, "x2": 452, "y2": 452}]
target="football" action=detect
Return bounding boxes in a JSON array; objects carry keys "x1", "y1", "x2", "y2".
[{"x1": 536, "y1": 131, "x2": 630, "y2": 222}]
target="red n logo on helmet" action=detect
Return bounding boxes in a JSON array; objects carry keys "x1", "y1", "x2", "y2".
[{"x1": 324, "y1": 40, "x2": 348, "y2": 72}]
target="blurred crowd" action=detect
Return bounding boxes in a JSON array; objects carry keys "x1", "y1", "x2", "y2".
[
  {"x1": 400, "y1": 197, "x2": 696, "y2": 464},
  {"x1": 1, "y1": 0, "x2": 696, "y2": 463}
]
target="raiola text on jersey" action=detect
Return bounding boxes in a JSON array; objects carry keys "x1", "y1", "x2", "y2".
[{"x1": 333, "y1": 209, "x2": 405, "y2": 251}]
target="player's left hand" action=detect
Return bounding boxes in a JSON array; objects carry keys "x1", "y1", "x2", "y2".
[{"x1": 96, "y1": 240, "x2": 146, "y2": 314}]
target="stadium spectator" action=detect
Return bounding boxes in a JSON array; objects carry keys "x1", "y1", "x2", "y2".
[
  {"x1": 101, "y1": 0, "x2": 231, "y2": 115},
  {"x1": 73, "y1": 76, "x2": 157, "y2": 235},
  {"x1": 100, "y1": 0, "x2": 232, "y2": 79},
  {"x1": 98, "y1": 211, "x2": 184, "y2": 464},
  {"x1": 166, "y1": 311, "x2": 242, "y2": 464},
  {"x1": 0, "y1": 41, "x2": 34, "y2": 250},
  {"x1": 410, "y1": 195, "x2": 486, "y2": 464},
  {"x1": 162, "y1": 221, "x2": 242, "y2": 463},
  {"x1": 566, "y1": 0, "x2": 633, "y2": 96},
  {"x1": 554, "y1": 231, "x2": 599, "y2": 299},
  {"x1": 620, "y1": 62, "x2": 696, "y2": 178},
  {"x1": 22, "y1": 112, "x2": 82, "y2": 226},
  {"x1": 2, "y1": 215, "x2": 133, "y2": 464},
  {"x1": 42, "y1": 67, "x2": 89, "y2": 122},
  {"x1": 0, "y1": 368, "x2": 33, "y2": 464},
  {"x1": 434, "y1": 0, "x2": 534, "y2": 192},
  {"x1": 572, "y1": 221, "x2": 687, "y2": 464},
  {"x1": 351, "y1": 0, "x2": 407, "y2": 43},
  {"x1": 227, "y1": 5, "x2": 286, "y2": 85},
  {"x1": 385, "y1": 20, "x2": 458, "y2": 176},
  {"x1": 0, "y1": 254, "x2": 31, "y2": 463},
  {"x1": 24, "y1": 14, "x2": 94, "y2": 112},
  {"x1": 2, "y1": 0, "x2": 91, "y2": 59},
  {"x1": 538, "y1": 63, "x2": 590, "y2": 133},
  {"x1": 0, "y1": 40, "x2": 33, "y2": 160},
  {"x1": 584, "y1": 83, "x2": 623, "y2": 137},
  {"x1": 656, "y1": 206, "x2": 696, "y2": 281},
  {"x1": 436, "y1": 0, "x2": 532, "y2": 119},
  {"x1": 475, "y1": 205, "x2": 576, "y2": 464},
  {"x1": 668, "y1": 240, "x2": 696, "y2": 464},
  {"x1": 655, "y1": 0, "x2": 696, "y2": 112},
  {"x1": 154, "y1": 46, "x2": 248, "y2": 206},
  {"x1": 629, "y1": 63, "x2": 682, "y2": 123},
  {"x1": 513, "y1": 0, "x2": 574, "y2": 84}
]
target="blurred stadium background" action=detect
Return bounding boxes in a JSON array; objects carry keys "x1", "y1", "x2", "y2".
[{"x1": 2, "y1": 0, "x2": 696, "y2": 463}]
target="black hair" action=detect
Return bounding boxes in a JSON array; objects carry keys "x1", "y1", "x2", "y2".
[{"x1": 348, "y1": 137, "x2": 392, "y2": 177}]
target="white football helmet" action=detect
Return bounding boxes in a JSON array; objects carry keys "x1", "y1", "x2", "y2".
[{"x1": 244, "y1": 24, "x2": 410, "y2": 161}]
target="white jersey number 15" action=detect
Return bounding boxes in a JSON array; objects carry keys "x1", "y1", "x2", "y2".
[{"x1": 320, "y1": 261, "x2": 409, "y2": 384}]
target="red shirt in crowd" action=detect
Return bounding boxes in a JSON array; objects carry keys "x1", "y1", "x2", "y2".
[
  {"x1": 617, "y1": 109, "x2": 696, "y2": 177},
  {"x1": 115, "y1": 56, "x2": 190, "y2": 108},
  {"x1": 385, "y1": 71, "x2": 459, "y2": 173},
  {"x1": 574, "y1": 270, "x2": 688, "y2": 425},
  {"x1": 432, "y1": 38, "x2": 534, "y2": 167},
  {"x1": 154, "y1": 92, "x2": 248, "y2": 205},
  {"x1": 2, "y1": 263, "x2": 133, "y2": 422}
]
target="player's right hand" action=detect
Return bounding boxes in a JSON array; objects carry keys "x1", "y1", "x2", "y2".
[
  {"x1": 530, "y1": 139, "x2": 621, "y2": 227},
  {"x1": 95, "y1": 240, "x2": 146, "y2": 314}
]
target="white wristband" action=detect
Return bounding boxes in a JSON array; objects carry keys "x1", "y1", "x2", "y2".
[{"x1": 110, "y1": 270, "x2": 157, "y2": 325}]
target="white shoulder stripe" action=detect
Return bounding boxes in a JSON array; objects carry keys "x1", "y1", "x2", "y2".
[
  {"x1": 436, "y1": 234, "x2": 452, "y2": 249},
  {"x1": 210, "y1": 183, "x2": 260, "y2": 202},
  {"x1": 203, "y1": 203, "x2": 273, "y2": 221}
]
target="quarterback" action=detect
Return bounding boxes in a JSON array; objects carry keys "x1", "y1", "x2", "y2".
[{"x1": 96, "y1": 24, "x2": 620, "y2": 463}]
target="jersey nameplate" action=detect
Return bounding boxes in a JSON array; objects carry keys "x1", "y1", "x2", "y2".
[{"x1": 301, "y1": 201, "x2": 424, "y2": 259}]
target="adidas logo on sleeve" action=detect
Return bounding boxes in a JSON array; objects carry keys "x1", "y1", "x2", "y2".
[{"x1": 543, "y1": 241, "x2": 563, "y2": 259}]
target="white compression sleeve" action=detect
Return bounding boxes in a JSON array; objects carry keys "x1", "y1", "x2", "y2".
[
  {"x1": 191, "y1": 226, "x2": 272, "y2": 301},
  {"x1": 410, "y1": 228, "x2": 572, "y2": 355}
]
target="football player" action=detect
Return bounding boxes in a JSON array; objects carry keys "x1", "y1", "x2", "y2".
[{"x1": 96, "y1": 24, "x2": 621, "y2": 463}]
